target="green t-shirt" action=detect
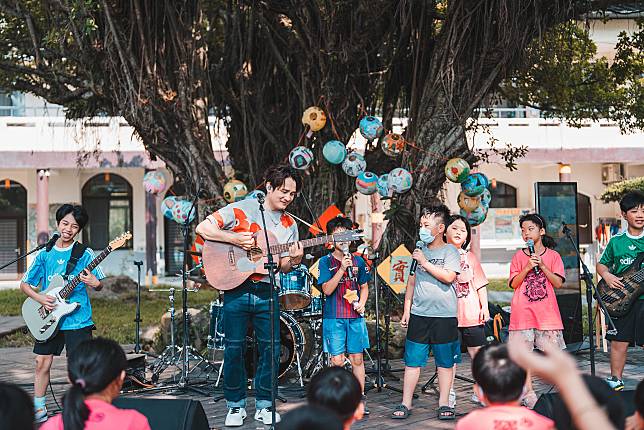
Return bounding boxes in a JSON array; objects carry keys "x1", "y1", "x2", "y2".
[{"x1": 599, "y1": 230, "x2": 644, "y2": 299}]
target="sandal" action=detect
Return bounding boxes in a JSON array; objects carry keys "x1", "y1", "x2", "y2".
[
  {"x1": 391, "y1": 404, "x2": 412, "y2": 419},
  {"x1": 437, "y1": 406, "x2": 455, "y2": 420}
]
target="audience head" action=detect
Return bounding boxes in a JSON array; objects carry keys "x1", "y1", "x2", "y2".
[
  {"x1": 307, "y1": 367, "x2": 363, "y2": 427},
  {"x1": 634, "y1": 378, "x2": 644, "y2": 427},
  {"x1": 0, "y1": 382, "x2": 33, "y2": 430},
  {"x1": 277, "y1": 405, "x2": 343, "y2": 430},
  {"x1": 534, "y1": 374, "x2": 625, "y2": 430},
  {"x1": 63, "y1": 338, "x2": 128, "y2": 430},
  {"x1": 472, "y1": 344, "x2": 527, "y2": 405}
]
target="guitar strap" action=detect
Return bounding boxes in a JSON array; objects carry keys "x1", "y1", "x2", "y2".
[{"x1": 64, "y1": 242, "x2": 88, "y2": 280}]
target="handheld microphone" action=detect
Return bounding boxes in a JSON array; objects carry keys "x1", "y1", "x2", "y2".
[
  {"x1": 45, "y1": 233, "x2": 60, "y2": 252},
  {"x1": 409, "y1": 240, "x2": 425, "y2": 276},
  {"x1": 342, "y1": 245, "x2": 354, "y2": 279},
  {"x1": 526, "y1": 239, "x2": 540, "y2": 275}
]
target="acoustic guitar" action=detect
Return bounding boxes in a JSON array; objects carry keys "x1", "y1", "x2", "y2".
[
  {"x1": 202, "y1": 229, "x2": 363, "y2": 291},
  {"x1": 596, "y1": 252, "x2": 644, "y2": 317}
]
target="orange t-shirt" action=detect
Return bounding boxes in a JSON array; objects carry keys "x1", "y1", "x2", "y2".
[
  {"x1": 508, "y1": 248, "x2": 565, "y2": 331},
  {"x1": 455, "y1": 249, "x2": 489, "y2": 327},
  {"x1": 456, "y1": 404, "x2": 554, "y2": 430}
]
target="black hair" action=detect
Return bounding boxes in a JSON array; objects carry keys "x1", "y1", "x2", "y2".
[
  {"x1": 535, "y1": 374, "x2": 626, "y2": 430},
  {"x1": 63, "y1": 338, "x2": 127, "y2": 430},
  {"x1": 421, "y1": 203, "x2": 451, "y2": 227},
  {"x1": 635, "y1": 378, "x2": 644, "y2": 418},
  {"x1": 307, "y1": 367, "x2": 362, "y2": 422},
  {"x1": 619, "y1": 191, "x2": 644, "y2": 213},
  {"x1": 276, "y1": 405, "x2": 343, "y2": 430},
  {"x1": 264, "y1": 164, "x2": 303, "y2": 192},
  {"x1": 55, "y1": 204, "x2": 89, "y2": 230},
  {"x1": 472, "y1": 344, "x2": 526, "y2": 404},
  {"x1": 0, "y1": 382, "x2": 33, "y2": 430},
  {"x1": 326, "y1": 216, "x2": 354, "y2": 234},
  {"x1": 446, "y1": 214, "x2": 472, "y2": 249},
  {"x1": 519, "y1": 213, "x2": 557, "y2": 249}
]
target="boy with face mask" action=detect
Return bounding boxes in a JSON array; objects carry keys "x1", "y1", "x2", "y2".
[{"x1": 391, "y1": 204, "x2": 462, "y2": 421}]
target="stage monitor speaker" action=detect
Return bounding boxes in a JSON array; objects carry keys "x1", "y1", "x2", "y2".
[
  {"x1": 534, "y1": 389, "x2": 634, "y2": 428},
  {"x1": 113, "y1": 397, "x2": 209, "y2": 430}
]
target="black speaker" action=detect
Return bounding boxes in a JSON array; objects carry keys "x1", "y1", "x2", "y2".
[{"x1": 113, "y1": 398, "x2": 210, "y2": 430}]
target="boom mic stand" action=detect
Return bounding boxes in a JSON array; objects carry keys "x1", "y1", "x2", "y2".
[
  {"x1": 0, "y1": 235, "x2": 56, "y2": 272},
  {"x1": 562, "y1": 222, "x2": 616, "y2": 376},
  {"x1": 257, "y1": 193, "x2": 280, "y2": 429}
]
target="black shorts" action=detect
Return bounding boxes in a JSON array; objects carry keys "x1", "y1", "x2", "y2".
[
  {"x1": 406, "y1": 315, "x2": 459, "y2": 344},
  {"x1": 605, "y1": 299, "x2": 644, "y2": 346},
  {"x1": 33, "y1": 326, "x2": 94, "y2": 356},
  {"x1": 459, "y1": 325, "x2": 487, "y2": 348}
]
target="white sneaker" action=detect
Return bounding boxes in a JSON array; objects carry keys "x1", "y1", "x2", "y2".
[
  {"x1": 255, "y1": 407, "x2": 281, "y2": 425},
  {"x1": 35, "y1": 406, "x2": 48, "y2": 423},
  {"x1": 225, "y1": 407, "x2": 247, "y2": 427}
]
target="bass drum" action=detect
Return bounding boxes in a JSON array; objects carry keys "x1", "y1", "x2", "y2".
[{"x1": 245, "y1": 312, "x2": 306, "y2": 379}]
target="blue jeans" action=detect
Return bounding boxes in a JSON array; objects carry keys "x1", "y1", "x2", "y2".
[{"x1": 223, "y1": 280, "x2": 280, "y2": 410}]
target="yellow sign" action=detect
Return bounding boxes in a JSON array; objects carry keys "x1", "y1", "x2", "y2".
[
  {"x1": 309, "y1": 259, "x2": 321, "y2": 297},
  {"x1": 377, "y1": 244, "x2": 412, "y2": 294}
]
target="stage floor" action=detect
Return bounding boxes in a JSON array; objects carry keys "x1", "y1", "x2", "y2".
[{"x1": 1, "y1": 345, "x2": 641, "y2": 429}]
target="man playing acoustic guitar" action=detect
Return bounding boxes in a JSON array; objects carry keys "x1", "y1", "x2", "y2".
[
  {"x1": 597, "y1": 191, "x2": 644, "y2": 391},
  {"x1": 19, "y1": 204, "x2": 105, "y2": 423},
  {"x1": 195, "y1": 165, "x2": 303, "y2": 427}
]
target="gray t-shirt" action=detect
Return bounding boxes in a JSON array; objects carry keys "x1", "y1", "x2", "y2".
[{"x1": 410, "y1": 243, "x2": 461, "y2": 318}]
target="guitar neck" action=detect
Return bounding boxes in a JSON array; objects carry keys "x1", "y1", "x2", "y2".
[
  {"x1": 269, "y1": 234, "x2": 335, "y2": 255},
  {"x1": 59, "y1": 247, "x2": 111, "y2": 299}
]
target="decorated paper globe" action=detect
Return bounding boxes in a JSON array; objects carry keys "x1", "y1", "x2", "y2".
[
  {"x1": 377, "y1": 174, "x2": 392, "y2": 198},
  {"x1": 342, "y1": 152, "x2": 367, "y2": 177},
  {"x1": 444, "y1": 158, "x2": 471, "y2": 183},
  {"x1": 355, "y1": 171, "x2": 379, "y2": 195},
  {"x1": 223, "y1": 179, "x2": 248, "y2": 203},
  {"x1": 460, "y1": 204, "x2": 488, "y2": 227},
  {"x1": 245, "y1": 189, "x2": 266, "y2": 200},
  {"x1": 359, "y1": 116, "x2": 384, "y2": 141},
  {"x1": 323, "y1": 140, "x2": 347, "y2": 164},
  {"x1": 143, "y1": 171, "x2": 167, "y2": 195},
  {"x1": 162, "y1": 197, "x2": 195, "y2": 224},
  {"x1": 289, "y1": 146, "x2": 314, "y2": 170},
  {"x1": 381, "y1": 133, "x2": 405, "y2": 157},
  {"x1": 461, "y1": 172, "x2": 490, "y2": 197},
  {"x1": 479, "y1": 188, "x2": 492, "y2": 207},
  {"x1": 301, "y1": 106, "x2": 326, "y2": 132},
  {"x1": 161, "y1": 196, "x2": 177, "y2": 220},
  {"x1": 458, "y1": 191, "x2": 481, "y2": 213},
  {"x1": 389, "y1": 167, "x2": 413, "y2": 194}
]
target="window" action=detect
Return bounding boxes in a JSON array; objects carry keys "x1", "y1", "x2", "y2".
[
  {"x1": 0, "y1": 179, "x2": 27, "y2": 274},
  {"x1": 489, "y1": 181, "x2": 517, "y2": 208},
  {"x1": 82, "y1": 174, "x2": 133, "y2": 249},
  {"x1": 577, "y1": 193, "x2": 592, "y2": 245}
]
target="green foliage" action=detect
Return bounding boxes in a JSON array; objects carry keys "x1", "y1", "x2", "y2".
[
  {"x1": 502, "y1": 20, "x2": 644, "y2": 132},
  {"x1": 600, "y1": 176, "x2": 644, "y2": 203}
]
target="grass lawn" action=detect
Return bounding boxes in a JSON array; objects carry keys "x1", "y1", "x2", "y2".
[
  {"x1": 0, "y1": 287, "x2": 219, "y2": 348},
  {"x1": 487, "y1": 278, "x2": 510, "y2": 291}
]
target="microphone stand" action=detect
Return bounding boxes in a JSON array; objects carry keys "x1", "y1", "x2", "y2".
[
  {"x1": 257, "y1": 194, "x2": 280, "y2": 429},
  {"x1": 133, "y1": 260, "x2": 144, "y2": 354},
  {"x1": 562, "y1": 223, "x2": 616, "y2": 376},
  {"x1": 0, "y1": 237, "x2": 52, "y2": 272}
]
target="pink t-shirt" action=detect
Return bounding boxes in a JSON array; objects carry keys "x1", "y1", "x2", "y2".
[
  {"x1": 456, "y1": 404, "x2": 555, "y2": 430},
  {"x1": 509, "y1": 248, "x2": 565, "y2": 331},
  {"x1": 455, "y1": 250, "x2": 488, "y2": 327},
  {"x1": 41, "y1": 399, "x2": 151, "y2": 430}
]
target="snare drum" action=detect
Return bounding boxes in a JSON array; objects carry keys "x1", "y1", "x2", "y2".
[{"x1": 279, "y1": 265, "x2": 312, "y2": 311}]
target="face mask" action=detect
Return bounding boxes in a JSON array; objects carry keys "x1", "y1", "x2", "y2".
[{"x1": 419, "y1": 227, "x2": 435, "y2": 244}]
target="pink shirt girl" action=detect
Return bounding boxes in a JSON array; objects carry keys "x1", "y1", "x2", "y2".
[
  {"x1": 509, "y1": 248, "x2": 565, "y2": 331},
  {"x1": 41, "y1": 399, "x2": 151, "y2": 430},
  {"x1": 455, "y1": 249, "x2": 488, "y2": 327}
]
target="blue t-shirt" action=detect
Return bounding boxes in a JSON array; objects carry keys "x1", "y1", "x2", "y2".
[
  {"x1": 22, "y1": 242, "x2": 106, "y2": 330},
  {"x1": 318, "y1": 253, "x2": 371, "y2": 319}
]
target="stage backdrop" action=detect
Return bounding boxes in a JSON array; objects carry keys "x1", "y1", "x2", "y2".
[{"x1": 535, "y1": 182, "x2": 583, "y2": 345}]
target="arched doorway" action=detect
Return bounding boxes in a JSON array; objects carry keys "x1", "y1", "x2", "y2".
[
  {"x1": 490, "y1": 181, "x2": 518, "y2": 208},
  {"x1": 82, "y1": 173, "x2": 133, "y2": 249},
  {"x1": 163, "y1": 183, "x2": 198, "y2": 276},
  {"x1": 0, "y1": 179, "x2": 27, "y2": 277}
]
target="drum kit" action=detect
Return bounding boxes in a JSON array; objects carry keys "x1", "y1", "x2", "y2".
[{"x1": 206, "y1": 264, "x2": 327, "y2": 387}]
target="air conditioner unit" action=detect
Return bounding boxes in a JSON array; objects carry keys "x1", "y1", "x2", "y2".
[{"x1": 601, "y1": 163, "x2": 622, "y2": 184}]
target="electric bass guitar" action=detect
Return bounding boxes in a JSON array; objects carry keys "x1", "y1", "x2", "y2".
[
  {"x1": 202, "y1": 229, "x2": 363, "y2": 291},
  {"x1": 22, "y1": 233, "x2": 132, "y2": 342},
  {"x1": 596, "y1": 252, "x2": 644, "y2": 318}
]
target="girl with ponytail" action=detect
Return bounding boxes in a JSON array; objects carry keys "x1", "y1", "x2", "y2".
[
  {"x1": 41, "y1": 338, "x2": 150, "y2": 430},
  {"x1": 508, "y1": 213, "x2": 566, "y2": 409}
]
